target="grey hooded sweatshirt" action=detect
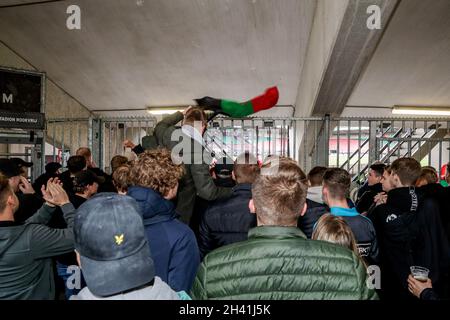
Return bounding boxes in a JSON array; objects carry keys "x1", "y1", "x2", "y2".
[
  {"x1": 0, "y1": 203, "x2": 75, "y2": 299},
  {"x1": 70, "y1": 276, "x2": 180, "y2": 300}
]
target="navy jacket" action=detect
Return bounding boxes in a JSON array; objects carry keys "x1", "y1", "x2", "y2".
[
  {"x1": 330, "y1": 207, "x2": 379, "y2": 265},
  {"x1": 298, "y1": 199, "x2": 328, "y2": 239},
  {"x1": 198, "y1": 184, "x2": 256, "y2": 259},
  {"x1": 127, "y1": 186, "x2": 200, "y2": 292}
]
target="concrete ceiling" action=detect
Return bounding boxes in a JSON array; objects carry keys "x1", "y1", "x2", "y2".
[
  {"x1": 346, "y1": 0, "x2": 450, "y2": 113},
  {"x1": 0, "y1": 0, "x2": 316, "y2": 114}
]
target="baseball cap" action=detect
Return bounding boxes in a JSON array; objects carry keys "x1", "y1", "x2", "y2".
[
  {"x1": 45, "y1": 162, "x2": 62, "y2": 174},
  {"x1": 73, "y1": 170, "x2": 105, "y2": 189},
  {"x1": 10, "y1": 157, "x2": 33, "y2": 168},
  {"x1": 74, "y1": 193, "x2": 155, "y2": 297},
  {"x1": 0, "y1": 159, "x2": 21, "y2": 178}
]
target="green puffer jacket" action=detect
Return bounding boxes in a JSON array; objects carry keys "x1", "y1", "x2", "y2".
[{"x1": 191, "y1": 226, "x2": 378, "y2": 300}]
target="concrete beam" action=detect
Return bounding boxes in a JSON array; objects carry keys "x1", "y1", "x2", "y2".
[
  {"x1": 296, "y1": 0, "x2": 399, "y2": 169},
  {"x1": 295, "y1": 0, "x2": 400, "y2": 117},
  {"x1": 310, "y1": 0, "x2": 400, "y2": 116}
]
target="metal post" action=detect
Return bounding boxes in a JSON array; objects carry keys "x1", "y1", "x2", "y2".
[
  {"x1": 324, "y1": 115, "x2": 330, "y2": 167},
  {"x1": 347, "y1": 120, "x2": 351, "y2": 172},
  {"x1": 52, "y1": 123, "x2": 56, "y2": 162},
  {"x1": 368, "y1": 120, "x2": 378, "y2": 165},
  {"x1": 358, "y1": 120, "x2": 362, "y2": 176}
]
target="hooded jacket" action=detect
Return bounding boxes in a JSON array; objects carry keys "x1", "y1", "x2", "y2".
[
  {"x1": 0, "y1": 203, "x2": 75, "y2": 299},
  {"x1": 369, "y1": 187, "x2": 450, "y2": 299},
  {"x1": 127, "y1": 186, "x2": 200, "y2": 292},
  {"x1": 70, "y1": 276, "x2": 179, "y2": 300}
]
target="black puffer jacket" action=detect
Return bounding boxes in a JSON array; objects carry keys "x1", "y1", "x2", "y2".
[{"x1": 198, "y1": 184, "x2": 256, "y2": 259}]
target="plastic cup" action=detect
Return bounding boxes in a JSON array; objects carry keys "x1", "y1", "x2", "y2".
[{"x1": 410, "y1": 266, "x2": 429, "y2": 282}]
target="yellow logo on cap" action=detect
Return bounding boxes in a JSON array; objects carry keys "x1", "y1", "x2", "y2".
[{"x1": 114, "y1": 234, "x2": 124, "y2": 245}]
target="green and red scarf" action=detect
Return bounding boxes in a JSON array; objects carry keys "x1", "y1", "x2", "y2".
[{"x1": 195, "y1": 86, "x2": 279, "y2": 117}]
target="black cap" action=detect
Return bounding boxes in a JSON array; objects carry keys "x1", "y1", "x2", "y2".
[
  {"x1": 74, "y1": 193, "x2": 155, "y2": 296},
  {"x1": 74, "y1": 170, "x2": 105, "y2": 189},
  {"x1": 0, "y1": 159, "x2": 22, "y2": 178},
  {"x1": 10, "y1": 158, "x2": 33, "y2": 168},
  {"x1": 45, "y1": 162, "x2": 62, "y2": 174}
]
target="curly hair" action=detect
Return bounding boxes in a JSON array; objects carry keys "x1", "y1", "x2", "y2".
[{"x1": 130, "y1": 148, "x2": 184, "y2": 196}]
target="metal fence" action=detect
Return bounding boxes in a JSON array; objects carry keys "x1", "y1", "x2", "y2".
[
  {"x1": 43, "y1": 115, "x2": 450, "y2": 180},
  {"x1": 332, "y1": 118, "x2": 450, "y2": 182},
  {"x1": 100, "y1": 117, "x2": 157, "y2": 173},
  {"x1": 46, "y1": 118, "x2": 92, "y2": 167},
  {"x1": 205, "y1": 117, "x2": 297, "y2": 162}
]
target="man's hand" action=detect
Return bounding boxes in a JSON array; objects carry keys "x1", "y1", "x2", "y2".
[
  {"x1": 123, "y1": 139, "x2": 136, "y2": 149},
  {"x1": 408, "y1": 274, "x2": 432, "y2": 299},
  {"x1": 182, "y1": 106, "x2": 193, "y2": 116},
  {"x1": 19, "y1": 176, "x2": 35, "y2": 194},
  {"x1": 373, "y1": 192, "x2": 387, "y2": 206},
  {"x1": 42, "y1": 178, "x2": 70, "y2": 207}
]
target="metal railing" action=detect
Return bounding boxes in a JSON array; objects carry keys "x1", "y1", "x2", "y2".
[{"x1": 42, "y1": 115, "x2": 450, "y2": 180}]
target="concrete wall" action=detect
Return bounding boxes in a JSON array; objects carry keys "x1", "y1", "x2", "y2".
[
  {"x1": 294, "y1": 0, "x2": 348, "y2": 167},
  {"x1": 0, "y1": 42, "x2": 92, "y2": 159},
  {"x1": 0, "y1": 42, "x2": 92, "y2": 119}
]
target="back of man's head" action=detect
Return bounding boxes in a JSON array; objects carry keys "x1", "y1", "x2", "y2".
[
  {"x1": 111, "y1": 155, "x2": 128, "y2": 173},
  {"x1": 323, "y1": 168, "x2": 351, "y2": 200},
  {"x1": 252, "y1": 157, "x2": 307, "y2": 226},
  {"x1": 130, "y1": 148, "x2": 184, "y2": 197},
  {"x1": 76, "y1": 147, "x2": 91, "y2": 159},
  {"x1": 390, "y1": 157, "x2": 421, "y2": 186},
  {"x1": 233, "y1": 152, "x2": 260, "y2": 184},
  {"x1": 67, "y1": 155, "x2": 87, "y2": 174},
  {"x1": 184, "y1": 107, "x2": 207, "y2": 128},
  {"x1": 307, "y1": 166, "x2": 328, "y2": 187},
  {"x1": 113, "y1": 165, "x2": 131, "y2": 193}
]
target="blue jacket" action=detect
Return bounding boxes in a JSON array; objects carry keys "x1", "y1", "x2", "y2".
[
  {"x1": 127, "y1": 186, "x2": 200, "y2": 292},
  {"x1": 330, "y1": 207, "x2": 379, "y2": 265}
]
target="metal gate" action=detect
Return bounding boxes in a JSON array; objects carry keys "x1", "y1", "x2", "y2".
[
  {"x1": 99, "y1": 117, "x2": 157, "y2": 173},
  {"x1": 0, "y1": 129, "x2": 45, "y2": 181},
  {"x1": 43, "y1": 115, "x2": 450, "y2": 180},
  {"x1": 331, "y1": 118, "x2": 450, "y2": 182},
  {"x1": 46, "y1": 118, "x2": 92, "y2": 167}
]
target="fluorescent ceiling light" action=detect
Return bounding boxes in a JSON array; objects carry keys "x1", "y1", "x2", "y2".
[
  {"x1": 333, "y1": 126, "x2": 370, "y2": 132},
  {"x1": 146, "y1": 106, "x2": 186, "y2": 115},
  {"x1": 392, "y1": 106, "x2": 450, "y2": 116}
]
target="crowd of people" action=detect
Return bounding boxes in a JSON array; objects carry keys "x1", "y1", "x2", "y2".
[{"x1": 0, "y1": 107, "x2": 449, "y2": 300}]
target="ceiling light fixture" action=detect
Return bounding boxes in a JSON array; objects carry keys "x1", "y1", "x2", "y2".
[
  {"x1": 392, "y1": 106, "x2": 450, "y2": 116},
  {"x1": 146, "y1": 106, "x2": 187, "y2": 115}
]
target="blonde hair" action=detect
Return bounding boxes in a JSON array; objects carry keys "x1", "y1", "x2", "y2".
[
  {"x1": 252, "y1": 157, "x2": 307, "y2": 225},
  {"x1": 113, "y1": 165, "x2": 131, "y2": 193},
  {"x1": 312, "y1": 214, "x2": 360, "y2": 258}
]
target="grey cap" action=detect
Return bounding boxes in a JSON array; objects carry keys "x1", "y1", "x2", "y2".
[{"x1": 74, "y1": 193, "x2": 154, "y2": 297}]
